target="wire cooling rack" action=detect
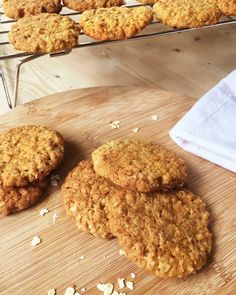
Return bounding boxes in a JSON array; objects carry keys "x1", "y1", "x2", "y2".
[{"x1": 1, "y1": 2, "x2": 236, "y2": 108}]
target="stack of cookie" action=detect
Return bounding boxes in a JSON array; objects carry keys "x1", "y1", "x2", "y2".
[
  {"x1": 0, "y1": 125, "x2": 64, "y2": 215},
  {"x1": 61, "y1": 140, "x2": 212, "y2": 278}
]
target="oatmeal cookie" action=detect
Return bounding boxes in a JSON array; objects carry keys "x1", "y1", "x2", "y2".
[
  {"x1": 3, "y1": 0, "x2": 62, "y2": 19},
  {"x1": 0, "y1": 179, "x2": 47, "y2": 215},
  {"x1": 92, "y1": 140, "x2": 187, "y2": 193},
  {"x1": 153, "y1": 0, "x2": 221, "y2": 28},
  {"x1": 0, "y1": 125, "x2": 64, "y2": 187},
  {"x1": 79, "y1": 6, "x2": 153, "y2": 40},
  {"x1": 218, "y1": 0, "x2": 236, "y2": 16},
  {"x1": 9, "y1": 13, "x2": 80, "y2": 53},
  {"x1": 61, "y1": 160, "x2": 114, "y2": 239},
  {"x1": 63, "y1": 0, "x2": 124, "y2": 13},
  {"x1": 107, "y1": 189, "x2": 212, "y2": 278}
]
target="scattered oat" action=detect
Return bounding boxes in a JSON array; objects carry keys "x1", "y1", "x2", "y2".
[
  {"x1": 97, "y1": 283, "x2": 113, "y2": 295},
  {"x1": 31, "y1": 236, "x2": 41, "y2": 246},
  {"x1": 54, "y1": 174, "x2": 61, "y2": 180},
  {"x1": 52, "y1": 213, "x2": 58, "y2": 224},
  {"x1": 48, "y1": 289, "x2": 56, "y2": 295},
  {"x1": 119, "y1": 249, "x2": 125, "y2": 256},
  {"x1": 126, "y1": 281, "x2": 134, "y2": 290},
  {"x1": 117, "y1": 278, "x2": 125, "y2": 289},
  {"x1": 132, "y1": 127, "x2": 139, "y2": 133},
  {"x1": 64, "y1": 287, "x2": 75, "y2": 295},
  {"x1": 130, "y1": 272, "x2": 136, "y2": 279},
  {"x1": 39, "y1": 208, "x2": 49, "y2": 216},
  {"x1": 80, "y1": 287, "x2": 86, "y2": 292},
  {"x1": 110, "y1": 121, "x2": 120, "y2": 129},
  {"x1": 51, "y1": 179, "x2": 58, "y2": 186},
  {"x1": 151, "y1": 115, "x2": 158, "y2": 121},
  {"x1": 79, "y1": 255, "x2": 85, "y2": 260}
]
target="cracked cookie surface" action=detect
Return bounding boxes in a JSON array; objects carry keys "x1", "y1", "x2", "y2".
[
  {"x1": 0, "y1": 125, "x2": 64, "y2": 187},
  {"x1": 92, "y1": 140, "x2": 187, "y2": 193},
  {"x1": 107, "y1": 189, "x2": 212, "y2": 278},
  {"x1": 63, "y1": 0, "x2": 124, "y2": 13},
  {"x1": 79, "y1": 6, "x2": 153, "y2": 40},
  {"x1": 3, "y1": 0, "x2": 62, "y2": 19},
  {"x1": 153, "y1": 0, "x2": 221, "y2": 28},
  {"x1": 9, "y1": 13, "x2": 80, "y2": 53},
  {"x1": 61, "y1": 160, "x2": 114, "y2": 239}
]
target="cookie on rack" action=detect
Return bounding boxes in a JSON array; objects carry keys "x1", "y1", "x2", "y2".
[
  {"x1": 61, "y1": 160, "x2": 115, "y2": 239},
  {"x1": 218, "y1": 0, "x2": 236, "y2": 16},
  {"x1": 0, "y1": 125, "x2": 64, "y2": 187},
  {"x1": 92, "y1": 140, "x2": 187, "y2": 193},
  {"x1": 3, "y1": 0, "x2": 62, "y2": 19},
  {"x1": 63, "y1": 0, "x2": 125, "y2": 13},
  {"x1": 79, "y1": 6, "x2": 153, "y2": 40},
  {"x1": 107, "y1": 188, "x2": 212, "y2": 278},
  {"x1": 0, "y1": 179, "x2": 47, "y2": 215},
  {"x1": 9, "y1": 13, "x2": 80, "y2": 53},
  {"x1": 153, "y1": 0, "x2": 222, "y2": 28}
]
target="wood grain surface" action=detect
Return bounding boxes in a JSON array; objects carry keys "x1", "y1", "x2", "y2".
[{"x1": 0, "y1": 87, "x2": 235, "y2": 295}]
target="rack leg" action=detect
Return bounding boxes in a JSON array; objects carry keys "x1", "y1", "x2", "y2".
[{"x1": 0, "y1": 65, "x2": 12, "y2": 109}]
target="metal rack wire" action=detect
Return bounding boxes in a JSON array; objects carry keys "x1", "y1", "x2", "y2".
[{"x1": 1, "y1": 2, "x2": 236, "y2": 109}]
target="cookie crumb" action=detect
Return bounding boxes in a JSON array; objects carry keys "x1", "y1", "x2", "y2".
[
  {"x1": 151, "y1": 115, "x2": 158, "y2": 121},
  {"x1": 48, "y1": 289, "x2": 56, "y2": 295},
  {"x1": 110, "y1": 121, "x2": 120, "y2": 129},
  {"x1": 130, "y1": 272, "x2": 136, "y2": 279},
  {"x1": 103, "y1": 255, "x2": 107, "y2": 259},
  {"x1": 51, "y1": 179, "x2": 58, "y2": 186},
  {"x1": 52, "y1": 213, "x2": 58, "y2": 224},
  {"x1": 117, "y1": 278, "x2": 125, "y2": 289},
  {"x1": 97, "y1": 283, "x2": 113, "y2": 295},
  {"x1": 80, "y1": 287, "x2": 86, "y2": 292},
  {"x1": 119, "y1": 249, "x2": 125, "y2": 256},
  {"x1": 39, "y1": 208, "x2": 49, "y2": 216},
  {"x1": 132, "y1": 127, "x2": 139, "y2": 133},
  {"x1": 126, "y1": 281, "x2": 134, "y2": 290},
  {"x1": 64, "y1": 287, "x2": 75, "y2": 295},
  {"x1": 79, "y1": 255, "x2": 85, "y2": 260},
  {"x1": 31, "y1": 236, "x2": 41, "y2": 246}
]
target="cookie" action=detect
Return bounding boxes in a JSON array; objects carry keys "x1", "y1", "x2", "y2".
[
  {"x1": 3, "y1": 0, "x2": 62, "y2": 19},
  {"x1": 61, "y1": 160, "x2": 114, "y2": 239},
  {"x1": 218, "y1": 0, "x2": 236, "y2": 16},
  {"x1": 92, "y1": 140, "x2": 187, "y2": 193},
  {"x1": 63, "y1": 0, "x2": 124, "y2": 13},
  {"x1": 79, "y1": 6, "x2": 153, "y2": 40},
  {"x1": 0, "y1": 180, "x2": 47, "y2": 215},
  {"x1": 107, "y1": 189, "x2": 212, "y2": 278},
  {"x1": 153, "y1": 0, "x2": 221, "y2": 29},
  {"x1": 9, "y1": 13, "x2": 80, "y2": 53},
  {"x1": 0, "y1": 125, "x2": 64, "y2": 187}
]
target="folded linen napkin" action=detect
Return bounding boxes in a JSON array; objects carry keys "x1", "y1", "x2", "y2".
[{"x1": 169, "y1": 70, "x2": 236, "y2": 173}]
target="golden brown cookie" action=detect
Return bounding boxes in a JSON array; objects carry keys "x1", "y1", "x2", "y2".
[
  {"x1": 63, "y1": 0, "x2": 124, "y2": 13},
  {"x1": 0, "y1": 180, "x2": 47, "y2": 215},
  {"x1": 61, "y1": 160, "x2": 114, "y2": 239},
  {"x1": 92, "y1": 140, "x2": 187, "y2": 193},
  {"x1": 153, "y1": 0, "x2": 221, "y2": 29},
  {"x1": 9, "y1": 13, "x2": 80, "y2": 53},
  {"x1": 107, "y1": 189, "x2": 212, "y2": 278},
  {"x1": 79, "y1": 6, "x2": 153, "y2": 40},
  {"x1": 3, "y1": 0, "x2": 62, "y2": 19},
  {"x1": 218, "y1": 0, "x2": 236, "y2": 16},
  {"x1": 0, "y1": 125, "x2": 64, "y2": 187}
]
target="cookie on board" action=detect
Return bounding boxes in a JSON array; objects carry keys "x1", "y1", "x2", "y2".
[
  {"x1": 92, "y1": 140, "x2": 187, "y2": 192},
  {"x1": 9, "y1": 13, "x2": 80, "y2": 53},
  {"x1": 0, "y1": 125, "x2": 64, "y2": 187},
  {"x1": 107, "y1": 189, "x2": 212, "y2": 278},
  {"x1": 3, "y1": 0, "x2": 62, "y2": 19},
  {"x1": 153, "y1": 0, "x2": 221, "y2": 28},
  {"x1": 61, "y1": 160, "x2": 115, "y2": 239},
  {"x1": 79, "y1": 6, "x2": 153, "y2": 40}
]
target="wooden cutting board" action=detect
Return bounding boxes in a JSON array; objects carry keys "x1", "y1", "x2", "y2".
[{"x1": 0, "y1": 87, "x2": 235, "y2": 295}]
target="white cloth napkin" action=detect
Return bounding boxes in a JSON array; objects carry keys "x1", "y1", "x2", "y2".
[{"x1": 169, "y1": 70, "x2": 236, "y2": 173}]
